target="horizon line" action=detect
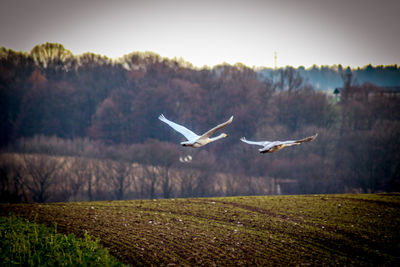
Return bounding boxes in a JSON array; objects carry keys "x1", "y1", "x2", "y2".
[{"x1": 1, "y1": 43, "x2": 399, "y2": 70}]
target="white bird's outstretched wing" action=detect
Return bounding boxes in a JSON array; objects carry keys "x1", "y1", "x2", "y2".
[
  {"x1": 159, "y1": 114, "x2": 199, "y2": 141},
  {"x1": 201, "y1": 116, "x2": 234, "y2": 138},
  {"x1": 240, "y1": 137, "x2": 269, "y2": 147}
]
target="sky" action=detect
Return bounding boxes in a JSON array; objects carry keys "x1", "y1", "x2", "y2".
[{"x1": 1, "y1": 0, "x2": 399, "y2": 68}]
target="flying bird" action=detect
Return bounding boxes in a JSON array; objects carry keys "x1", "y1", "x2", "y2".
[
  {"x1": 159, "y1": 114, "x2": 233, "y2": 148},
  {"x1": 240, "y1": 133, "x2": 318, "y2": 153}
]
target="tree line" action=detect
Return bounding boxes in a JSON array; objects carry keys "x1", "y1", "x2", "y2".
[
  {"x1": 260, "y1": 64, "x2": 400, "y2": 90},
  {"x1": 1, "y1": 43, "x2": 399, "y2": 202}
]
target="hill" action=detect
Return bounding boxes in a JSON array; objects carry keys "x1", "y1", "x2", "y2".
[
  {"x1": 2, "y1": 46, "x2": 400, "y2": 196},
  {"x1": 1, "y1": 193, "x2": 399, "y2": 266}
]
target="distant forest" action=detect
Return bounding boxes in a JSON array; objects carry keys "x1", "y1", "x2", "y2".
[
  {"x1": 1, "y1": 43, "x2": 399, "y2": 203},
  {"x1": 260, "y1": 64, "x2": 400, "y2": 90}
]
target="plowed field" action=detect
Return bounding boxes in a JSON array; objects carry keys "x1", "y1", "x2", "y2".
[{"x1": 1, "y1": 194, "x2": 399, "y2": 266}]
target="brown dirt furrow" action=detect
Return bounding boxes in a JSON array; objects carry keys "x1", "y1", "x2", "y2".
[
  {"x1": 1, "y1": 194, "x2": 399, "y2": 266},
  {"x1": 303, "y1": 194, "x2": 400, "y2": 208},
  {"x1": 206, "y1": 199, "x2": 395, "y2": 263}
]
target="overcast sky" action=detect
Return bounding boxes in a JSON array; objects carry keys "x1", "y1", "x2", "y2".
[{"x1": 1, "y1": 0, "x2": 399, "y2": 68}]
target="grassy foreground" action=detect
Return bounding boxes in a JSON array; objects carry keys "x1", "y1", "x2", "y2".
[
  {"x1": 1, "y1": 193, "x2": 399, "y2": 266},
  {"x1": 0, "y1": 215, "x2": 126, "y2": 266}
]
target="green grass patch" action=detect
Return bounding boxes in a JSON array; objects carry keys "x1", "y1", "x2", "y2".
[{"x1": 0, "y1": 215, "x2": 126, "y2": 267}]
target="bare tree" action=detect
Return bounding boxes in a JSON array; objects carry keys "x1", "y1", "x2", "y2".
[
  {"x1": 21, "y1": 154, "x2": 65, "y2": 202},
  {"x1": 157, "y1": 146, "x2": 179, "y2": 199},
  {"x1": 0, "y1": 154, "x2": 26, "y2": 202},
  {"x1": 90, "y1": 159, "x2": 113, "y2": 201},
  {"x1": 188, "y1": 153, "x2": 216, "y2": 197},
  {"x1": 105, "y1": 160, "x2": 134, "y2": 200},
  {"x1": 132, "y1": 163, "x2": 149, "y2": 199},
  {"x1": 68, "y1": 157, "x2": 92, "y2": 201},
  {"x1": 133, "y1": 140, "x2": 179, "y2": 199},
  {"x1": 276, "y1": 67, "x2": 305, "y2": 92},
  {"x1": 340, "y1": 66, "x2": 357, "y2": 89},
  {"x1": 142, "y1": 164, "x2": 160, "y2": 199},
  {"x1": 178, "y1": 167, "x2": 200, "y2": 198}
]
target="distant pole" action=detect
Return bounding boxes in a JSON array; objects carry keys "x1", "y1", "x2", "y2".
[{"x1": 274, "y1": 51, "x2": 278, "y2": 70}]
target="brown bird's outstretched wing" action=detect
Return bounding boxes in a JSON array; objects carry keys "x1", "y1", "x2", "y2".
[{"x1": 293, "y1": 133, "x2": 318, "y2": 144}]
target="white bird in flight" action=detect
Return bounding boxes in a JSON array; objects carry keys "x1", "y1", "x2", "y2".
[
  {"x1": 159, "y1": 114, "x2": 233, "y2": 148},
  {"x1": 240, "y1": 133, "x2": 318, "y2": 153}
]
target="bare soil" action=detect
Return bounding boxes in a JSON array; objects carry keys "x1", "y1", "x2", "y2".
[{"x1": 1, "y1": 193, "x2": 399, "y2": 266}]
